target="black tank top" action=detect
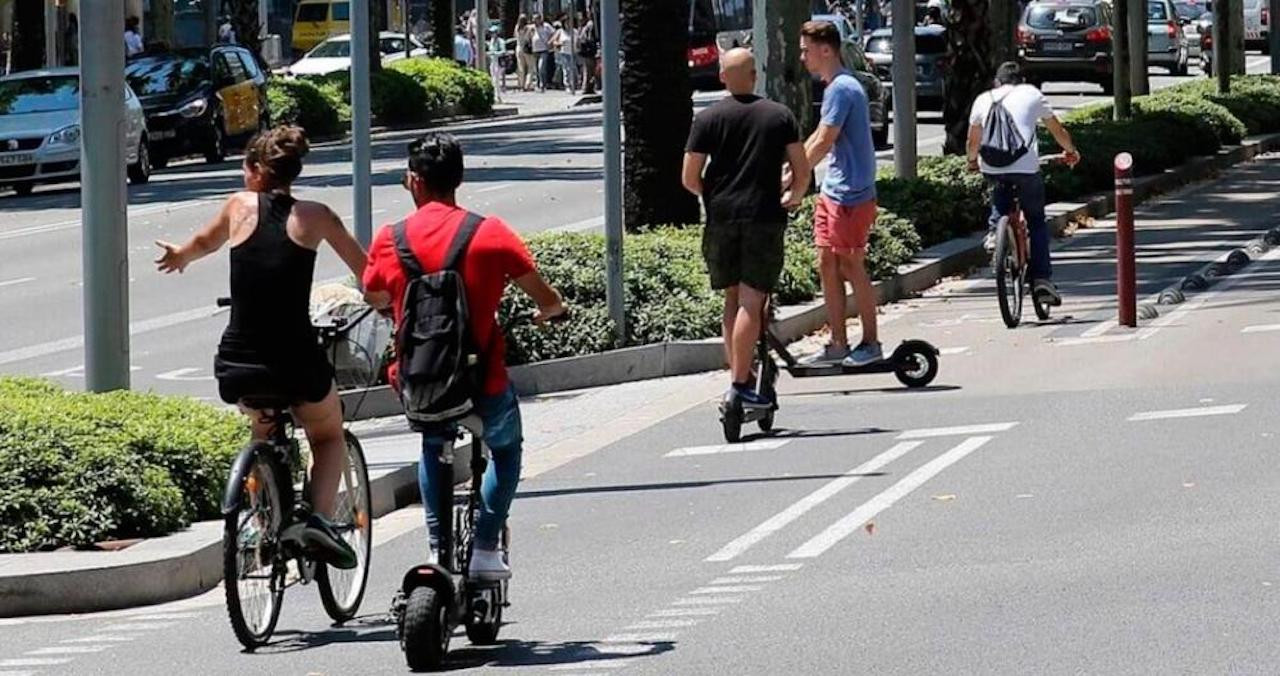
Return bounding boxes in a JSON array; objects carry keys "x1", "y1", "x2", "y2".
[{"x1": 222, "y1": 192, "x2": 317, "y2": 351}]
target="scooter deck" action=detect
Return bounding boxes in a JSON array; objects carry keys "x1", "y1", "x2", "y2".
[{"x1": 783, "y1": 361, "x2": 899, "y2": 378}]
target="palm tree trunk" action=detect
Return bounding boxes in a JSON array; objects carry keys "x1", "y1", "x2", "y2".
[
  {"x1": 754, "y1": 0, "x2": 814, "y2": 134},
  {"x1": 229, "y1": 0, "x2": 262, "y2": 64},
  {"x1": 433, "y1": 0, "x2": 457, "y2": 59},
  {"x1": 620, "y1": 0, "x2": 700, "y2": 230},
  {"x1": 941, "y1": 0, "x2": 1015, "y2": 155}
]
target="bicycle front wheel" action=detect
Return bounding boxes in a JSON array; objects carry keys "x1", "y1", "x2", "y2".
[
  {"x1": 993, "y1": 217, "x2": 1024, "y2": 329},
  {"x1": 317, "y1": 430, "x2": 373, "y2": 623},
  {"x1": 223, "y1": 444, "x2": 286, "y2": 650}
]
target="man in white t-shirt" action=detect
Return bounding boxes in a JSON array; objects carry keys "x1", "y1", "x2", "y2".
[{"x1": 967, "y1": 62, "x2": 1079, "y2": 306}]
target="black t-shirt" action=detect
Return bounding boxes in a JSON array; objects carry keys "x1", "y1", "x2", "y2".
[{"x1": 686, "y1": 94, "x2": 801, "y2": 228}]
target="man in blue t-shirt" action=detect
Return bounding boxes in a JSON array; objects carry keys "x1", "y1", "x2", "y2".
[{"x1": 797, "y1": 20, "x2": 882, "y2": 367}]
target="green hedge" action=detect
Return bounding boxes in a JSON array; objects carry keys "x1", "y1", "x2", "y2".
[
  {"x1": 266, "y1": 78, "x2": 348, "y2": 139},
  {"x1": 0, "y1": 378, "x2": 247, "y2": 553},
  {"x1": 1161, "y1": 75, "x2": 1280, "y2": 135},
  {"x1": 388, "y1": 58, "x2": 495, "y2": 116},
  {"x1": 876, "y1": 156, "x2": 990, "y2": 248}
]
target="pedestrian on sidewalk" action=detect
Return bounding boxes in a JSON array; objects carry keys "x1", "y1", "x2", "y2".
[
  {"x1": 362, "y1": 132, "x2": 567, "y2": 580},
  {"x1": 553, "y1": 18, "x2": 576, "y2": 94},
  {"x1": 576, "y1": 12, "x2": 598, "y2": 95},
  {"x1": 531, "y1": 14, "x2": 553, "y2": 92},
  {"x1": 487, "y1": 26, "x2": 507, "y2": 101},
  {"x1": 683, "y1": 48, "x2": 810, "y2": 408},
  {"x1": 515, "y1": 14, "x2": 535, "y2": 92},
  {"x1": 798, "y1": 20, "x2": 882, "y2": 368},
  {"x1": 454, "y1": 24, "x2": 474, "y2": 68},
  {"x1": 124, "y1": 16, "x2": 144, "y2": 56}
]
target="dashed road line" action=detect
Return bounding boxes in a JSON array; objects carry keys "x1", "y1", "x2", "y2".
[
  {"x1": 100, "y1": 622, "x2": 175, "y2": 632},
  {"x1": 673, "y1": 596, "x2": 743, "y2": 606},
  {"x1": 897, "y1": 423, "x2": 1017, "y2": 439},
  {"x1": 26, "y1": 646, "x2": 111, "y2": 655},
  {"x1": 705, "y1": 441, "x2": 923, "y2": 562},
  {"x1": 665, "y1": 440, "x2": 789, "y2": 458},
  {"x1": 1128, "y1": 404, "x2": 1247, "y2": 421},
  {"x1": 0, "y1": 658, "x2": 72, "y2": 667},
  {"x1": 1242, "y1": 324, "x2": 1280, "y2": 333},
  {"x1": 625, "y1": 619, "x2": 703, "y2": 630},
  {"x1": 688, "y1": 585, "x2": 762, "y2": 595},
  {"x1": 728, "y1": 563, "x2": 802, "y2": 574},
  {"x1": 939, "y1": 346, "x2": 971, "y2": 356},
  {"x1": 789, "y1": 436, "x2": 995, "y2": 559},
  {"x1": 648, "y1": 608, "x2": 720, "y2": 618},
  {"x1": 61, "y1": 636, "x2": 136, "y2": 643},
  {"x1": 707, "y1": 575, "x2": 784, "y2": 584},
  {"x1": 0, "y1": 277, "x2": 35, "y2": 288},
  {"x1": 602, "y1": 633, "x2": 677, "y2": 643}
]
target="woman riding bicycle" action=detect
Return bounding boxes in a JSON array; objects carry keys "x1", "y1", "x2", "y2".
[{"x1": 155, "y1": 125, "x2": 368, "y2": 569}]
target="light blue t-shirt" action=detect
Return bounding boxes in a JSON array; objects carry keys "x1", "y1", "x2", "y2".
[{"x1": 820, "y1": 71, "x2": 877, "y2": 206}]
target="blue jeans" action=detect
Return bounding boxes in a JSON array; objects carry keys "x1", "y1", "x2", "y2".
[
  {"x1": 418, "y1": 385, "x2": 523, "y2": 552},
  {"x1": 988, "y1": 172, "x2": 1052, "y2": 280}
]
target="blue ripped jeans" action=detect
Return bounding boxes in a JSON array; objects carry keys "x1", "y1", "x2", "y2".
[{"x1": 418, "y1": 384, "x2": 523, "y2": 552}]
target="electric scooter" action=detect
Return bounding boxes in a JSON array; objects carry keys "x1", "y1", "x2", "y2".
[{"x1": 719, "y1": 315, "x2": 941, "y2": 443}]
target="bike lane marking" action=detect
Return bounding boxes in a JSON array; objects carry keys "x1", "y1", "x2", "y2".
[
  {"x1": 789, "y1": 435, "x2": 994, "y2": 559},
  {"x1": 1128, "y1": 404, "x2": 1247, "y2": 422},
  {"x1": 665, "y1": 440, "x2": 789, "y2": 458},
  {"x1": 897, "y1": 422, "x2": 1017, "y2": 439}
]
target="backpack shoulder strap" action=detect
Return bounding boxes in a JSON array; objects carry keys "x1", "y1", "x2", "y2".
[
  {"x1": 391, "y1": 220, "x2": 425, "y2": 280},
  {"x1": 443, "y1": 211, "x2": 485, "y2": 272}
]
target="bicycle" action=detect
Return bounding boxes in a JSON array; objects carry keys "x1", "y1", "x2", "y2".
[
  {"x1": 218, "y1": 298, "x2": 374, "y2": 651},
  {"x1": 990, "y1": 154, "x2": 1075, "y2": 328}
]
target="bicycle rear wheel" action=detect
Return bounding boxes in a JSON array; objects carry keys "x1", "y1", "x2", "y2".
[
  {"x1": 317, "y1": 430, "x2": 373, "y2": 623},
  {"x1": 993, "y1": 217, "x2": 1024, "y2": 328},
  {"x1": 224, "y1": 445, "x2": 287, "y2": 650}
]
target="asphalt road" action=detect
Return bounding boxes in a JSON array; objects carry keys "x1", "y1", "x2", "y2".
[
  {"x1": 0, "y1": 58, "x2": 1271, "y2": 401},
  {"x1": 3, "y1": 153, "x2": 1280, "y2": 674}
]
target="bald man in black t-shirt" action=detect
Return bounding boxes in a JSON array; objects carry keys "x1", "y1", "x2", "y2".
[{"x1": 683, "y1": 48, "x2": 810, "y2": 408}]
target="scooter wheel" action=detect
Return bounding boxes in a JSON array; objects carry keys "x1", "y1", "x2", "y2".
[
  {"x1": 401, "y1": 587, "x2": 449, "y2": 671},
  {"x1": 894, "y1": 348, "x2": 938, "y2": 389},
  {"x1": 466, "y1": 602, "x2": 503, "y2": 645},
  {"x1": 758, "y1": 409, "x2": 775, "y2": 433},
  {"x1": 721, "y1": 402, "x2": 743, "y2": 443}
]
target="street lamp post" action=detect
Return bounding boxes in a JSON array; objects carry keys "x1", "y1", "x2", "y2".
[
  {"x1": 601, "y1": 0, "x2": 625, "y2": 342},
  {"x1": 79, "y1": 3, "x2": 131, "y2": 392},
  {"x1": 351, "y1": 0, "x2": 373, "y2": 248},
  {"x1": 891, "y1": 0, "x2": 917, "y2": 178}
]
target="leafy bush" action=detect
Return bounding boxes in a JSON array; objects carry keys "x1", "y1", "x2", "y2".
[
  {"x1": 306, "y1": 69, "x2": 439, "y2": 125},
  {"x1": 266, "y1": 78, "x2": 347, "y2": 139},
  {"x1": 1160, "y1": 75, "x2": 1280, "y2": 135},
  {"x1": 1059, "y1": 94, "x2": 1240, "y2": 153},
  {"x1": 0, "y1": 378, "x2": 247, "y2": 553},
  {"x1": 876, "y1": 155, "x2": 990, "y2": 247},
  {"x1": 389, "y1": 58, "x2": 494, "y2": 116}
]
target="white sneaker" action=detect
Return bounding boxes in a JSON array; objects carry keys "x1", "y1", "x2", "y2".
[{"x1": 469, "y1": 548, "x2": 511, "y2": 581}]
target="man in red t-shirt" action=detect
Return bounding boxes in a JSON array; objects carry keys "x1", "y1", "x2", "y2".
[{"x1": 364, "y1": 132, "x2": 565, "y2": 581}]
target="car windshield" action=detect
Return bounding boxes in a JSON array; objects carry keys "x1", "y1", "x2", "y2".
[
  {"x1": 297, "y1": 3, "x2": 328, "y2": 22},
  {"x1": 1148, "y1": 2, "x2": 1170, "y2": 20},
  {"x1": 1026, "y1": 5, "x2": 1100, "y2": 29},
  {"x1": 1175, "y1": 2, "x2": 1207, "y2": 19},
  {"x1": 332, "y1": 2, "x2": 350, "y2": 20},
  {"x1": 125, "y1": 58, "x2": 210, "y2": 96},
  {"x1": 0, "y1": 75, "x2": 79, "y2": 115},
  {"x1": 308, "y1": 40, "x2": 351, "y2": 58},
  {"x1": 866, "y1": 36, "x2": 891, "y2": 53},
  {"x1": 380, "y1": 37, "x2": 408, "y2": 54}
]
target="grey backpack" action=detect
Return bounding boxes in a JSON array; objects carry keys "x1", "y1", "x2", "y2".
[{"x1": 978, "y1": 90, "x2": 1030, "y2": 168}]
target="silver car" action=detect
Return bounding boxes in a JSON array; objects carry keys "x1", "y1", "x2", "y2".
[
  {"x1": 0, "y1": 67, "x2": 151, "y2": 197},
  {"x1": 1148, "y1": 0, "x2": 1191, "y2": 74},
  {"x1": 1244, "y1": 0, "x2": 1270, "y2": 51}
]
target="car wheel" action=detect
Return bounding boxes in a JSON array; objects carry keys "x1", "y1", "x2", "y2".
[
  {"x1": 128, "y1": 137, "x2": 152, "y2": 185},
  {"x1": 205, "y1": 118, "x2": 226, "y2": 164},
  {"x1": 12, "y1": 182, "x2": 34, "y2": 197}
]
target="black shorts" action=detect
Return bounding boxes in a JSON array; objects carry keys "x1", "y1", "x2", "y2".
[
  {"x1": 702, "y1": 220, "x2": 786, "y2": 293},
  {"x1": 214, "y1": 342, "x2": 334, "y2": 407}
]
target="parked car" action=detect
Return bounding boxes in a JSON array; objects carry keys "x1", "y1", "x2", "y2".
[
  {"x1": 1148, "y1": 0, "x2": 1192, "y2": 74},
  {"x1": 0, "y1": 68, "x2": 151, "y2": 197},
  {"x1": 1200, "y1": 11, "x2": 1215, "y2": 74},
  {"x1": 1244, "y1": 0, "x2": 1270, "y2": 52},
  {"x1": 863, "y1": 24, "x2": 948, "y2": 111},
  {"x1": 1017, "y1": 0, "x2": 1116, "y2": 93},
  {"x1": 125, "y1": 46, "x2": 269, "y2": 168},
  {"x1": 287, "y1": 32, "x2": 429, "y2": 77},
  {"x1": 293, "y1": 0, "x2": 351, "y2": 56},
  {"x1": 1176, "y1": 1, "x2": 1211, "y2": 57},
  {"x1": 811, "y1": 15, "x2": 890, "y2": 148}
]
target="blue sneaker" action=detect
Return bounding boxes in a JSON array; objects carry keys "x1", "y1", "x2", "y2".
[
  {"x1": 731, "y1": 384, "x2": 773, "y2": 410},
  {"x1": 843, "y1": 341, "x2": 884, "y2": 368}
]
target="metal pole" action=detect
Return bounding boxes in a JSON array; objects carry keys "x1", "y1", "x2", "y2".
[
  {"x1": 1115, "y1": 153, "x2": 1137, "y2": 328},
  {"x1": 79, "y1": 2, "x2": 130, "y2": 392},
  {"x1": 891, "y1": 0, "x2": 916, "y2": 178},
  {"x1": 405, "y1": 0, "x2": 412, "y2": 59},
  {"x1": 855, "y1": 0, "x2": 864, "y2": 36},
  {"x1": 1112, "y1": 0, "x2": 1132, "y2": 119},
  {"x1": 601, "y1": 0, "x2": 625, "y2": 342},
  {"x1": 1271, "y1": 0, "x2": 1280, "y2": 72},
  {"x1": 1215, "y1": 0, "x2": 1231, "y2": 92},
  {"x1": 477, "y1": 0, "x2": 489, "y2": 75},
  {"x1": 351, "y1": 0, "x2": 373, "y2": 247}
]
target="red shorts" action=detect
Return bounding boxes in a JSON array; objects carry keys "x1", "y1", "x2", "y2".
[{"x1": 814, "y1": 195, "x2": 877, "y2": 252}]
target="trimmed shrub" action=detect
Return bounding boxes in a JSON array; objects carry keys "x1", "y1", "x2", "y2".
[
  {"x1": 1161, "y1": 75, "x2": 1280, "y2": 135},
  {"x1": 389, "y1": 58, "x2": 494, "y2": 116},
  {"x1": 266, "y1": 78, "x2": 347, "y2": 139},
  {"x1": 876, "y1": 155, "x2": 990, "y2": 247},
  {"x1": 0, "y1": 379, "x2": 248, "y2": 553}
]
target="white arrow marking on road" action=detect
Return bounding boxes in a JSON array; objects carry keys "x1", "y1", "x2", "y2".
[
  {"x1": 789, "y1": 436, "x2": 994, "y2": 559},
  {"x1": 1128, "y1": 404, "x2": 1247, "y2": 421},
  {"x1": 0, "y1": 277, "x2": 35, "y2": 288},
  {"x1": 1242, "y1": 324, "x2": 1280, "y2": 333},
  {"x1": 705, "y1": 441, "x2": 924, "y2": 562},
  {"x1": 897, "y1": 422, "x2": 1017, "y2": 439},
  {"x1": 155, "y1": 368, "x2": 215, "y2": 382},
  {"x1": 665, "y1": 440, "x2": 789, "y2": 458}
]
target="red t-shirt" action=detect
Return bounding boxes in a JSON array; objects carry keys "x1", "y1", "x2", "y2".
[{"x1": 363, "y1": 202, "x2": 535, "y2": 396}]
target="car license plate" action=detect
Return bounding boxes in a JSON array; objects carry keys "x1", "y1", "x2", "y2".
[
  {"x1": 1044, "y1": 41, "x2": 1074, "y2": 53},
  {"x1": 0, "y1": 153, "x2": 33, "y2": 166},
  {"x1": 153, "y1": 130, "x2": 177, "y2": 140}
]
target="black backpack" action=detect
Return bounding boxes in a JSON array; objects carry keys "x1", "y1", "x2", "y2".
[
  {"x1": 978, "y1": 90, "x2": 1030, "y2": 168},
  {"x1": 392, "y1": 213, "x2": 485, "y2": 429}
]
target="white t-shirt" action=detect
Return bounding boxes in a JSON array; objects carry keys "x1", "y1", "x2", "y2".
[
  {"x1": 532, "y1": 24, "x2": 553, "y2": 52},
  {"x1": 969, "y1": 84, "x2": 1054, "y2": 175},
  {"x1": 124, "y1": 30, "x2": 144, "y2": 56}
]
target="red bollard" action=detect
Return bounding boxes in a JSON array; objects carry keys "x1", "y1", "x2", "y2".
[{"x1": 1115, "y1": 153, "x2": 1137, "y2": 327}]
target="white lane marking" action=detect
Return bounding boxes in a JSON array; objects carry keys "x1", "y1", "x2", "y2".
[
  {"x1": 666, "y1": 440, "x2": 789, "y2": 458},
  {"x1": 27, "y1": 645, "x2": 110, "y2": 654},
  {"x1": 0, "y1": 659, "x2": 72, "y2": 667},
  {"x1": 1128, "y1": 404, "x2": 1247, "y2": 421},
  {"x1": 99, "y1": 622, "x2": 174, "y2": 631},
  {"x1": 0, "y1": 199, "x2": 220, "y2": 241},
  {"x1": 705, "y1": 441, "x2": 923, "y2": 562},
  {"x1": 648, "y1": 608, "x2": 720, "y2": 618},
  {"x1": 625, "y1": 619, "x2": 703, "y2": 630},
  {"x1": 0, "y1": 305, "x2": 218, "y2": 367},
  {"x1": 0, "y1": 277, "x2": 35, "y2": 288},
  {"x1": 125, "y1": 613, "x2": 200, "y2": 620},
  {"x1": 688, "y1": 585, "x2": 762, "y2": 595},
  {"x1": 155, "y1": 368, "x2": 215, "y2": 382},
  {"x1": 548, "y1": 215, "x2": 604, "y2": 233},
  {"x1": 896, "y1": 423, "x2": 1016, "y2": 440},
  {"x1": 673, "y1": 596, "x2": 743, "y2": 606},
  {"x1": 41, "y1": 364, "x2": 141, "y2": 378},
  {"x1": 471, "y1": 183, "x2": 510, "y2": 194},
  {"x1": 62, "y1": 636, "x2": 137, "y2": 643},
  {"x1": 728, "y1": 563, "x2": 803, "y2": 574},
  {"x1": 939, "y1": 346, "x2": 970, "y2": 356},
  {"x1": 708, "y1": 575, "x2": 783, "y2": 584},
  {"x1": 0, "y1": 670, "x2": 37, "y2": 676},
  {"x1": 789, "y1": 436, "x2": 994, "y2": 559},
  {"x1": 601, "y1": 633, "x2": 677, "y2": 643},
  {"x1": 548, "y1": 662, "x2": 632, "y2": 671},
  {"x1": 1242, "y1": 324, "x2": 1280, "y2": 333},
  {"x1": 1081, "y1": 319, "x2": 1118, "y2": 338},
  {"x1": 1056, "y1": 333, "x2": 1137, "y2": 346}
]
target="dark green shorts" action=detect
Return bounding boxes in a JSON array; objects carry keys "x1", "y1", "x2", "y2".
[{"x1": 702, "y1": 221, "x2": 786, "y2": 293}]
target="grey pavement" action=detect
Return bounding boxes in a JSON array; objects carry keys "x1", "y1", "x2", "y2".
[{"x1": 3, "y1": 138, "x2": 1280, "y2": 674}]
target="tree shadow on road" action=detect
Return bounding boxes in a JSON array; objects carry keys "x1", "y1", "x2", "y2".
[
  {"x1": 444, "y1": 637, "x2": 675, "y2": 672},
  {"x1": 252, "y1": 613, "x2": 399, "y2": 654},
  {"x1": 516, "y1": 472, "x2": 887, "y2": 501}
]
